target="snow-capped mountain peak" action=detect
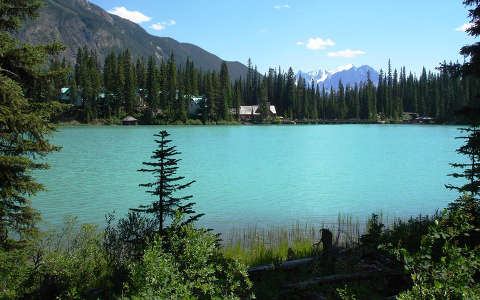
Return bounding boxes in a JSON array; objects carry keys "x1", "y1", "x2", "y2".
[
  {"x1": 328, "y1": 64, "x2": 354, "y2": 74},
  {"x1": 296, "y1": 64, "x2": 379, "y2": 90}
]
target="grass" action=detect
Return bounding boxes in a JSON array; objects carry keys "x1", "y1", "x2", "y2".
[
  {"x1": 220, "y1": 212, "x2": 436, "y2": 299},
  {"x1": 220, "y1": 213, "x2": 364, "y2": 267}
]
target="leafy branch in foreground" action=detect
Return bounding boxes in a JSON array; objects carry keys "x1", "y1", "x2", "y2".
[{"x1": 384, "y1": 197, "x2": 480, "y2": 299}]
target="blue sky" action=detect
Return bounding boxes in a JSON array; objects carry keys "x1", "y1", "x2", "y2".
[{"x1": 89, "y1": 0, "x2": 476, "y2": 75}]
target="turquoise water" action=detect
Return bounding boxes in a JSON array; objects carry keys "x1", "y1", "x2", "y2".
[{"x1": 33, "y1": 125, "x2": 463, "y2": 232}]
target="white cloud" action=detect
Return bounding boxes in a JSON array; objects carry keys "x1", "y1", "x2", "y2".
[
  {"x1": 306, "y1": 37, "x2": 335, "y2": 50},
  {"x1": 150, "y1": 19, "x2": 177, "y2": 31},
  {"x1": 108, "y1": 6, "x2": 151, "y2": 23},
  {"x1": 274, "y1": 4, "x2": 291, "y2": 9},
  {"x1": 150, "y1": 23, "x2": 166, "y2": 30},
  {"x1": 296, "y1": 41, "x2": 304, "y2": 45},
  {"x1": 327, "y1": 49, "x2": 366, "y2": 58},
  {"x1": 456, "y1": 22, "x2": 474, "y2": 32}
]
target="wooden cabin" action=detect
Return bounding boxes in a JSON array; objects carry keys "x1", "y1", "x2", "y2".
[
  {"x1": 238, "y1": 102, "x2": 277, "y2": 120},
  {"x1": 122, "y1": 116, "x2": 138, "y2": 125}
]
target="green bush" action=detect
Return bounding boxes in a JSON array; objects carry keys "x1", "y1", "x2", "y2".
[
  {"x1": 129, "y1": 214, "x2": 253, "y2": 299},
  {"x1": 360, "y1": 213, "x2": 385, "y2": 250},
  {"x1": 360, "y1": 213, "x2": 435, "y2": 255},
  {"x1": 0, "y1": 218, "x2": 111, "y2": 299},
  {"x1": 0, "y1": 247, "x2": 32, "y2": 298},
  {"x1": 389, "y1": 204, "x2": 480, "y2": 299},
  {"x1": 169, "y1": 120, "x2": 185, "y2": 125},
  {"x1": 216, "y1": 120, "x2": 241, "y2": 125},
  {"x1": 383, "y1": 215, "x2": 435, "y2": 254},
  {"x1": 186, "y1": 118, "x2": 204, "y2": 125},
  {"x1": 37, "y1": 220, "x2": 109, "y2": 298}
]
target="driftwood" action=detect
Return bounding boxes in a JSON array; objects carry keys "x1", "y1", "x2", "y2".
[
  {"x1": 247, "y1": 257, "x2": 314, "y2": 273},
  {"x1": 284, "y1": 270, "x2": 404, "y2": 289}
]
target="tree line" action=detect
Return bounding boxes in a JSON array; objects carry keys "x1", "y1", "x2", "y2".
[{"x1": 44, "y1": 48, "x2": 480, "y2": 123}]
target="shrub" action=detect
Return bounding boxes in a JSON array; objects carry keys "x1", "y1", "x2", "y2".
[
  {"x1": 360, "y1": 213, "x2": 385, "y2": 250},
  {"x1": 389, "y1": 206, "x2": 480, "y2": 299},
  {"x1": 0, "y1": 247, "x2": 32, "y2": 298},
  {"x1": 0, "y1": 218, "x2": 111, "y2": 299},
  {"x1": 383, "y1": 214, "x2": 435, "y2": 254},
  {"x1": 169, "y1": 120, "x2": 185, "y2": 125},
  {"x1": 129, "y1": 213, "x2": 253, "y2": 299},
  {"x1": 186, "y1": 119, "x2": 204, "y2": 125},
  {"x1": 35, "y1": 220, "x2": 109, "y2": 298},
  {"x1": 360, "y1": 213, "x2": 435, "y2": 254}
]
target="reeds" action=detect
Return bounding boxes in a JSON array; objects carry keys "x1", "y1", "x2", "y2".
[{"x1": 220, "y1": 213, "x2": 364, "y2": 267}]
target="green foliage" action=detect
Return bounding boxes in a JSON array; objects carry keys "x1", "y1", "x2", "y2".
[
  {"x1": 459, "y1": 0, "x2": 480, "y2": 77},
  {"x1": 129, "y1": 213, "x2": 253, "y2": 299},
  {"x1": 134, "y1": 130, "x2": 203, "y2": 235},
  {"x1": 360, "y1": 213, "x2": 435, "y2": 254},
  {"x1": 185, "y1": 118, "x2": 204, "y2": 125},
  {"x1": 36, "y1": 219, "x2": 109, "y2": 298},
  {"x1": 446, "y1": 121, "x2": 480, "y2": 198},
  {"x1": 0, "y1": 218, "x2": 110, "y2": 299},
  {"x1": 0, "y1": 246, "x2": 32, "y2": 298},
  {"x1": 223, "y1": 216, "x2": 360, "y2": 267},
  {"x1": 336, "y1": 284, "x2": 358, "y2": 300},
  {"x1": 389, "y1": 204, "x2": 480, "y2": 299},
  {"x1": 382, "y1": 215, "x2": 435, "y2": 254},
  {"x1": 0, "y1": 0, "x2": 67, "y2": 249},
  {"x1": 359, "y1": 214, "x2": 385, "y2": 250}
]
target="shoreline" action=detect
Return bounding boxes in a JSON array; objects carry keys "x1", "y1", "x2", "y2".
[{"x1": 56, "y1": 119, "x2": 461, "y2": 127}]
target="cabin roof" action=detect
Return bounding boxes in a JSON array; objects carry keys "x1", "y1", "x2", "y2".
[
  {"x1": 239, "y1": 105, "x2": 277, "y2": 115},
  {"x1": 122, "y1": 116, "x2": 137, "y2": 122}
]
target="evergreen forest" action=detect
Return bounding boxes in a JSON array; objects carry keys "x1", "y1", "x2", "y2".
[{"x1": 41, "y1": 48, "x2": 480, "y2": 124}]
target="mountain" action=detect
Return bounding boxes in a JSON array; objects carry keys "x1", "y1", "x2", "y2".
[
  {"x1": 296, "y1": 64, "x2": 379, "y2": 90},
  {"x1": 16, "y1": 0, "x2": 248, "y2": 79}
]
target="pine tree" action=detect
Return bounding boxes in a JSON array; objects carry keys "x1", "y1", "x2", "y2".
[
  {"x1": 134, "y1": 131, "x2": 203, "y2": 234},
  {"x1": 460, "y1": 0, "x2": 480, "y2": 77},
  {"x1": 70, "y1": 78, "x2": 78, "y2": 106},
  {"x1": 286, "y1": 67, "x2": 296, "y2": 119},
  {"x1": 122, "y1": 50, "x2": 136, "y2": 114},
  {"x1": 219, "y1": 61, "x2": 231, "y2": 120},
  {"x1": 0, "y1": 0, "x2": 65, "y2": 248},
  {"x1": 446, "y1": 108, "x2": 480, "y2": 199},
  {"x1": 167, "y1": 53, "x2": 177, "y2": 120},
  {"x1": 146, "y1": 56, "x2": 159, "y2": 110}
]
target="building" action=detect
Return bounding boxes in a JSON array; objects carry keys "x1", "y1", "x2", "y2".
[
  {"x1": 122, "y1": 116, "x2": 138, "y2": 125},
  {"x1": 402, "y1": 112, "x2": 420, "y2": 123},
  {"x1": 188, "y1": 96, "x2": 204, "y2": 117},
  {"x1": 413, "y1": 116, "x2": 434, "y2": 124},
  {"x1": 59, "y1": 87, "x2": 83, "y2": 106},
  {"x1": 237, "y1": 103, "x2": 277, "y2": 120}
]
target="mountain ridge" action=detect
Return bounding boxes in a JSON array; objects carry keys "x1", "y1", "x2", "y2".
[
  {"x1": 16, "y1": 0, "x2": 249, "y2": 79},
  {"x1": 296, "y1": 65, "x2": 379, "y2": 90}
]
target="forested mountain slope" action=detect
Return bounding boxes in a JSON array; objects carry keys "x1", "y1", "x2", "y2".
[{"x1": 16, "y1": 0, "x2": 248, "y2": 79}]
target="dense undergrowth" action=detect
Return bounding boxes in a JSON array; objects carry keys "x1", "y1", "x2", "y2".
[{"x1": 2, "y1": 197, "x2": 479, "y2": 299}]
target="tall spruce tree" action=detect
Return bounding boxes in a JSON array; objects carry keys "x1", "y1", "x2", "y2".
[
  {"x1": 446, "y1": 108, "x2": 480, "y2": 198},
  {"x1": 134, "y1": 131, "x2": 203, "y2": 234},
  {"x1": 0, "y1": 0, "x2": 65, "y2": 248}
]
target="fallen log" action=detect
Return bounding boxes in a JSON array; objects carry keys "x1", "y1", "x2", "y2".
[
  {"x1": 247, "y1": 257, "x2": 314, "y2": 273},
  {"x1": 284, "y1": 270, "x2": 404, "y2": 289},
  {"x1": 247, "y1": 264, "x2": 274, "y2": 273}
]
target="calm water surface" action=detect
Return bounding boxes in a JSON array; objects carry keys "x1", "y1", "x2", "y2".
[{"x1": 33, "y1": 125, "x2": 462, "y2": 232}]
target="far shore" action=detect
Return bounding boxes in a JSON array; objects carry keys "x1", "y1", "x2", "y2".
[{"x1": 56, "y1": 119, "x2": 461, "y2": 127}]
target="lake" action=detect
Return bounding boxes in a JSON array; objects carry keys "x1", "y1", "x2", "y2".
[{"x1": 33, "y1": 124, "x2": 463, "y2": 233}]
